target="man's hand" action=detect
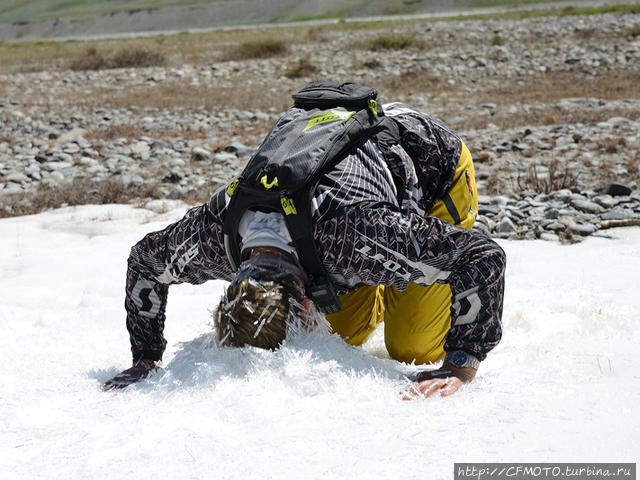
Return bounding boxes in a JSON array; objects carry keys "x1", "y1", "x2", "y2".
[
  {"x1": 102, "y1": 359, "x2": 162, "y2": 391},
  {"x1": 401, "y1": 361, "x2": 476, "y2": 400}
]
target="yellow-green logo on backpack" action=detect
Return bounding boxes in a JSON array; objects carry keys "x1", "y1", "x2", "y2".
[{"x1": 303, "y1": 108, "x2": 355, "y2": 132}]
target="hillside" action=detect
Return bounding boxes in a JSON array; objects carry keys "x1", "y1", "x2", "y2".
[
  {"x1": 2, "y1": 6, "x2": 639, "y2": 242},
  {"x1": 0, "y1": 0, "x2": 574, "y2": 41}
]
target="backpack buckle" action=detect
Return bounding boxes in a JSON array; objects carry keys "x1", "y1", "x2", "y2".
[{"x1": 307, "y1": 281, "x2": 341, "y2": 314}]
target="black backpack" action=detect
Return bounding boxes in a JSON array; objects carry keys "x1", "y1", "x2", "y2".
[{"x1": 223, "y1": 81, "x2": 400, "y2": 313}]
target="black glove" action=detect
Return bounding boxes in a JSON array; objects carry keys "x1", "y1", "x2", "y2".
[
  {"x1": 102, "y1": 359, "x2": 162, "y2": 391},
  {"x1": 413, "y1": 361, "x2": 477, "y2": 384}
]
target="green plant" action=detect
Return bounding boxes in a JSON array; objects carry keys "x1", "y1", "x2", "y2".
[
  {"x1": 627, "y1": 25, "x2": 640, "y2": 37},
  {"x1": 575, "y1": 28, "x2": 597, "y2": 39},
  {"x1": 490, "y1": 34, "x2": 506, "y2": 46}
]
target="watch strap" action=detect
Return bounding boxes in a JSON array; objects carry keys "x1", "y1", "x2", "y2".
[{"x1": 445, "y1": 350, "x2": 481, "y2": 370}]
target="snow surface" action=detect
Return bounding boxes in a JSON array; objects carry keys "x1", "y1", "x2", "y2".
[{"x1": 1, "y1": 202, "x2": 638, "y2": 479}]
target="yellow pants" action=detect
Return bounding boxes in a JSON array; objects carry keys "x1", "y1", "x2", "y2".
[{"x1": 326, "y1": 141, "x2": 478, "y2": 365}]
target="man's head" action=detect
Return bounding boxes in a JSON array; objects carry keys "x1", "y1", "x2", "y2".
[{"x1": 214, "y1": 249, "x2": 311, "y2": 349}]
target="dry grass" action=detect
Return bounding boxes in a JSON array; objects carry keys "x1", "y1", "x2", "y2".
[
  {"x1": 0, "y1": 178, "x2": 162, "y2": 218},
  {"x1": 356, "y1": 34, "x2": 426, "y2": 51},
  {"x1": 284, "y1": 58, "x2": 318, "y2": 78},
  {"x1": 86, "y1": 123, "x2": 211, "y2": 141},
  {"x1": 574, "y1": 28, "x2": 598, "y2": 40},
  {"x1": 597, "y1": 136, "x2": 627, "y2": 154},
  {"x1": 0, "y1": 29, "x2": 294, "y2": 73},
  {"x1": 223, "y1": 39, "x2": 288, "y2": 61},
  {"x1": 457, "y1": 106, "x2": 640, "y2": 130},
  {"x1": 0, "y1": 39, "x2": 171, "y2": 73},
  {"x1": 91, "y1": 81, "x2": 291, "y2": 112},
  {"x1": 86, "y1": 124, "x2": 145, "y2": 141},
  {"x1": 0, "y1": 176, "x2": 231, "y2": 218},
  {"x1": 378, "y1": 69, "x2": 447, "y2": 98},
  {"x1": 445, "y1": 70, "x2": 640, "y2": 130},
  {"x1": 69, "y1": 47, "x2": 167, "y2": 71},
  {"x1": 482, "y1": 70, "x2": 640, "y2": 105},
  {"x1": 515, "y1": 158, "x2": 580, "y2": 194}
]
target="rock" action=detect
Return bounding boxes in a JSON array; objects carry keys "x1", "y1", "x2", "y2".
[
  {"x1": 162, "y1": 172, "x2": 183, "y2": 184},
  {"x1": 213, "y1": 152, "x2": 238, "y2": 164},
  {"x1": 544, "y1": 208, "x2": 560, "y2": 219},
  {"x1": 45, "y1": 161, "x2": 74, "y2": 171},
  {"x1": 191, "y1": 147, "x2": 211, "y2": 162},
  {"x1": 490, "y1": 196, "x2": 510, "y2": 207},
  {"x1": 77, "y1": 156, "x2": 98, "y2": 166},
  {"x1": 568, "y1": 222, "x2": 598, "y2": 236},
  {"x1": 552, "y1": 189, "x2": 573, "y2": 202},
  {"x1": 169, "y1": 158, "x2": 186, "y2": 168},
  {"x1": 2, "y1": 182, "x2": 24, "y2": 194},
  {"x1": 224, "y1": 141, "x2": 251, "y2": 155},
  {"x1": 76, "y1": 136, "x2": 91, "y2": 149},
  {"x1": 6, "y1": 172, "x2": 29, "y2": 183},
  {"x1": 601, "y1": 209, "x2": 633, "y2": 221},
  {"x1": 479, "y1": 204, "x2": 501, "y2": 216},
  {"x1": 44, "y1": 171, "x2": 66, "y2": 185},
  {"x1": 539, "y1": 232, "x2": 560, "y2": 242},
  {"x1": 25, "y1": 166, "x2": 41, "y2": 180},
  {"x1": 599, "y1": 183, "x2": 632, "y2": 197},
  {"x1": 118, "y1": 174, "x2": 145, "y2": 185},
  {"x1": 55, "y1": 128, "x2": 87, "y2": 144},
  {"x1": 86, "y1": 165, "x2": 107, "y2": 175},
  {"x1": 591, "y1": 195, "x2": 616, "y2": 209},
  {"x1": 544, "y1": 221, "x2": 566, "y2": 232},
  {"x1": 497, "y1": 216, "x2": 517, "y2": 233},
  {"x1": 129, "y1": 141, "x2": 150, "y2": 157},
  {"x1": 570, "y1": 199, "x2": 605, "y2": 214},
  {"x1": 55, "y1": 152, "x2": 74, "y2": 163},
  {"x1": 605, "y1": 117, "x2": 630, "y2": 127},
  {"x1": 63, "y1": 143, "x2": 80, "y2": 154}
]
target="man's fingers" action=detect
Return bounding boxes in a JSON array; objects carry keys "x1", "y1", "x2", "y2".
[
  {"x1": 439, "y1": 377, "x2": 464, "y2": 397},
  {"x1": 400, "y1": 377, "x2": 465, "y2": 400},
  {"x1": 102, "y1": 374, "x2": 136, "y2": 391},
  {"x1": 400, "y1": 378, "x2": 446, "y2": 400},
  {"x1": 417, "y1": 378, "x2": 448, "y2": 398},
  {"x1": 400, "y1": 383, "x2": 422, "y2": 401}
]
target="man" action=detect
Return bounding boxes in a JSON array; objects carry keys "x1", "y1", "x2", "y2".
[{"x1": 103, "y1": 82, "x2": 505, "y2": 398}]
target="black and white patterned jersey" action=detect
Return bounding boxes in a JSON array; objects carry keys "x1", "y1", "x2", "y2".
[{"x1": 124, "y1": 105, "x2": 505, "y2": 364}]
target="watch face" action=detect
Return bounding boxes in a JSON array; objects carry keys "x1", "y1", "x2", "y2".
[{"x1": 451, "y1": 351, "x2": 468, "y2": 367}]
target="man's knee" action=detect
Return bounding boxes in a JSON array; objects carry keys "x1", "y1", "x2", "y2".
[
  {"x1": 326, "y1": 285, "x2": 384, "y2": 345},
  {"x1": 385, "y1": 332, "x2": 446, "y2": 365},
  {"x1": 382, "y1": 283, "x2": 451, "y2": 365}
]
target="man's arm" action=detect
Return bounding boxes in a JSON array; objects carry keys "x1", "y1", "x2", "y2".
[
  {"x1": 315, "y1": 206, "x2": 505, "y2": 380},
  {"x1": 125, "y1": 192, "x2": 234, "y2": 363},
  {"x1": 104, "y1": 190, "x2": 234, "y2": 390}
]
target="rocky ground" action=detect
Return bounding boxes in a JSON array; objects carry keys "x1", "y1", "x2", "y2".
[{"x1": 1, "y1": 10, "x2": 639, "y2": 241}]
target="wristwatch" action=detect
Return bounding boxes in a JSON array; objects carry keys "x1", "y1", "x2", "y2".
[{"x1": 445, "y1": 350, "x2": 480, "y2": 370}]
